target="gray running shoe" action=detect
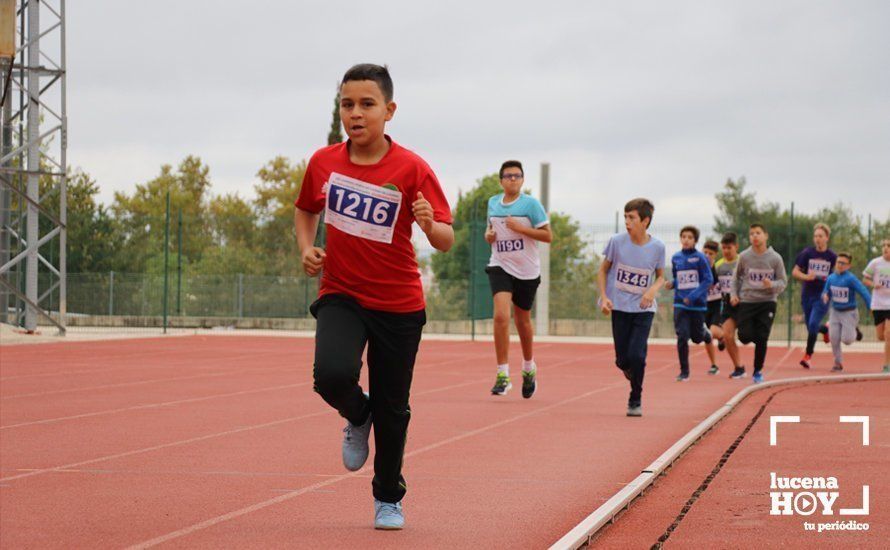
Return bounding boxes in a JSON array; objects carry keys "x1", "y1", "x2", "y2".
[
  {"x1": 342, "y1": 413, "x2": 372, "y2": 471},
  {"x1": 626, "y1": 405, "x2": 642, "y2": 417},
  {"x1": 374, "y1": 500, "x2": 404, "y2": 530}
]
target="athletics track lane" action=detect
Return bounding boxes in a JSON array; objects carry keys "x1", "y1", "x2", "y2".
[
  {"x1": 0, "y1": 335, "x2": 884, "y2": 548},
  {"x1": 592, "y1": 378, "x2": 889, "y2": 549}
]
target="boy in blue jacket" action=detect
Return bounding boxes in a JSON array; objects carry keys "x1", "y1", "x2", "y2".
[
  {"x1": 822, "y1": 252, "x2": 871, "y2": 372},
  {"x1": 665, "y1": 226, "x2": 718, "y2": 381}
]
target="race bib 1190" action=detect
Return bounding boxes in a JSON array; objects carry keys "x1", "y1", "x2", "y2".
[
  {"x1": 495, "y1": 238, "x2": 524, "y2": 253},
  {"x1": 324, "y1": 172, "x2": 403, "y2": 244},
  {"x1": 614, "y1": 263, "x2": 652, "y2": 295}
]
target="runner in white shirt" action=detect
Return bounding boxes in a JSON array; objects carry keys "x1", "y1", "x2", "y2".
[
  {"x1": 863, "y1": 238, "x2": 890, "y2": 373},
  {"x1": 485, "y1": 160, "x2": 551, "y2": 398}
]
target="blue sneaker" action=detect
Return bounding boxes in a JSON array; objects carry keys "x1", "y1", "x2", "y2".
[
  {"x1": 342, "y1": 413, "x2": 372, "y2": 471},
  {"x1": 374, "y1": 500, "x2": 404, "y2": 530},
  {"x1": 729, "y1": 367, "x2": 746, "y2": 380},
  {"x1": 676, "y1": 372, "x2": 690, "y2": 382},
  {"x1": 752, "y1": 372, "x2": 763, "y2": 384}
]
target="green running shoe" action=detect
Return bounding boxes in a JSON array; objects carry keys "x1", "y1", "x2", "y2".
[
  {"x1": 522, "y1": 369, "x2": 537, "y2": 399},
  {"x1": 491, "y1": 372, "x2": 512, "y2": 396}
]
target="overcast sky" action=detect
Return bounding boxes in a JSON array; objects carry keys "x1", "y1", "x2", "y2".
[{"x1": 68, "y1": 0, "x2": 889, "y2": 227}]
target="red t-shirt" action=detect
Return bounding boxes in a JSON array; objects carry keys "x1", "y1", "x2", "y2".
[{"x1": 296, "y1": 138, "x2": 452, "y2": 313}]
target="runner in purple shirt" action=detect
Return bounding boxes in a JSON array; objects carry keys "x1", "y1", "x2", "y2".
[{"x1": 792, "y1": 223, "x2": 837, "y2": 369}]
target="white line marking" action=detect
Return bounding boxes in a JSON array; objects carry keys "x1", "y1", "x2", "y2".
[
  {"x1": 770, "y1": 416, "x2": 800, "y2": 446},
  {"x1": 0, "y1": 382, "x2": 312, "y2": 429},
  {"x1": 124, "y1": 354, "x2": 678, "y2": 549},
  {"x1": 839, "y1": 415, "x2": 869, "y2": 446}
]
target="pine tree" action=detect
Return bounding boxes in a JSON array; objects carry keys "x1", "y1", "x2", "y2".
[{"x1": 327, "y1": 87, "x2": 342, "y2": 145}]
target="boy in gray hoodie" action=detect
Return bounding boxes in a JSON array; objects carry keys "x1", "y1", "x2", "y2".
[{"x1": 729, "y1": 224, "x2": 787, "y2": 383}]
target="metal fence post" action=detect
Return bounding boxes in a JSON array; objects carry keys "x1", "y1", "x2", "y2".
[
  {"x1": 163, "y1": 192, "x2": 170, "y2": 334},
  {"x1": 238, "y1": 273, "x2": 244, "y2": 318},
  {"x1": 109, "y1": 270, "x2": 114, "y2": 316},
  {"x1": 470, "y1": 202, "x2": 476, "y2": 342},
  {"x1": 787, "y1": 202, "x2": 794, "y2": 345}
]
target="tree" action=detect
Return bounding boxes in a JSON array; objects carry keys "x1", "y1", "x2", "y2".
[
  {"x1": 430, "y1": 174, "x2": 501, "y2": 283},
  {"x1": 253, "y1": 156, "x2": 307, "y2": 276},
  {"x1": 111, "y1": 156, "x2": 214, "y2": 273},
  {"x1": 37, "y1": 169, "x2": 122, "y2": 273},
  {"x1": 713, "y1": 177, "x2": 884, "y2": 274},
  {"x1": 327, "y1": 88, "x2": 343, "y2": 145}
]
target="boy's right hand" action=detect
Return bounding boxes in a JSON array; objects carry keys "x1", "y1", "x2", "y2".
[
  {"x1": 600, "y1": 297, "x2": 614, "y2": 316},
  {"x1": 484, "y1": 226, "x2": 496, "y2": 244},
  {"x1": 664, "y1": 280, "x2": 674, "y2": 290},
  {"x1": 302, "y1": 247, "x2": 326, "y2": 277}
]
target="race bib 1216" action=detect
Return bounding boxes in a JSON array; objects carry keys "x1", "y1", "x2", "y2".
[{"x1": 324, "y1": 172, "x2": 403, "y2": 244}]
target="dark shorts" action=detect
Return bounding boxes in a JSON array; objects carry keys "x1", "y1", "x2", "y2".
[
  {"x1": 736, "y1": 301, "x2": 777, "y2": 344},
  {"x1": 874, "y1": 309, "x2": 890, "y2": 326},
  {"x1": 486, "y1": 265, "x2": 541, "y2": 311},
  {"x1": 705, "y1": 300, "x2": 722, "y2": 327},
  {"x1": 721, "y1": 298, "x2": 738, "y2": 324}
]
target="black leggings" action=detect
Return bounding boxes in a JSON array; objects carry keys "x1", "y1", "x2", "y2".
[{"x1": 311, "y1": 294, "x2": 425, "y2": 503}]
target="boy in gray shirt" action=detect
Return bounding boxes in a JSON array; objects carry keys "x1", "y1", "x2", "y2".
[{"x1": 729, "y1": 224, "x2": 787, "y2": 383}]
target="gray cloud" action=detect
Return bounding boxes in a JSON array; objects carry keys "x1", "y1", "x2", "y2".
[{"x1": 68, "y1": 0, "x2": 889, "y2": 225}]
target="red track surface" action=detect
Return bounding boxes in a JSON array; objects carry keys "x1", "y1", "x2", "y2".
[
  {"x1": 592, "y1": 379, "x2": 889, "y2": 549},
  {"x1": 0, "y1": 336, "x2": 885, "y2": 548}
]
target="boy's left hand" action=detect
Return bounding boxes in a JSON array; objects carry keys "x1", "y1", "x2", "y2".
[
  {"x1": 412, "y1": 192, "x2": 434, "y2": 234},
  {"x1": 763, "y1": 278, "x2": 773, "y2": 289},
  {"x1": 822, "y1": 294, "x2": 829, "y2": 304},
  {"x1": 640, "y1": 290, "x2": 656, "y2": 309}
]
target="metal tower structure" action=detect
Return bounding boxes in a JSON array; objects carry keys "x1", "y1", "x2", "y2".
[{"x1": 0, "y1": 0, "x2": 66, "y2": 334}]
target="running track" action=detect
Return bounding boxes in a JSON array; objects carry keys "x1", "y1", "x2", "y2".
[{"x1": 0, "y1": 336, "x2": 885, "y2": 547}]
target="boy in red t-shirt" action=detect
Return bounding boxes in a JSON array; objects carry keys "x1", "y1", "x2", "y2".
[{"x1": 295, "y1": 64, "x2": 453, "y2": 530}]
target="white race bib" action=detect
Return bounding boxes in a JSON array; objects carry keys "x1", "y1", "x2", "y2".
[
  {"x1": 808, "y1": 258, "x2": 831, "y2": 280},
  {"x1": 830, "y1": 286, "x2": 849, "y2": 303},
  {"x1": 324, "y1": 172, "x2": 402, "y2": 244},
  {"x1": 614, "y1": 263, "x2": 652, "y2": 295},
  {"x1": 677, "y1": 269, "x2": 699, "y2": 290},
  {"x1": 747, "y1": 268, "x2": 774, "y2": 288},
  {"x1": 708, "y1": 283, "x2": 722, "y2": 301},
  {"x1": 876, "y1": 273, "x2": 890, "y2": 290}
]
